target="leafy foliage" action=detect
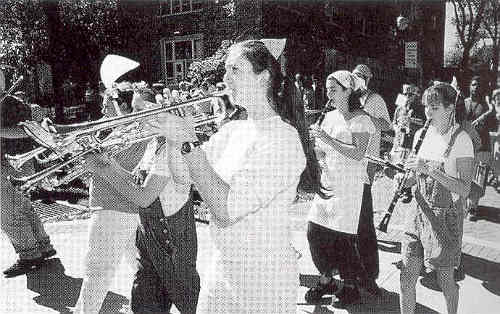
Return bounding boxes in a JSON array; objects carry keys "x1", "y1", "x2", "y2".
[
  {"x1": 0, "y1": 0, "x2": 49, "y2": 76},
  {"x1": 188, "y1": 39, "x2": 233, "y2": 84}
]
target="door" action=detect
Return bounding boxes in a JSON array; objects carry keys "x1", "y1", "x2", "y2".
[{"x1": 174, "y1": 61, "x2": 185, "y2": 82}]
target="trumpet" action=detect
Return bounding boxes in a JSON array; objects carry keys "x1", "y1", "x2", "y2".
[{"x1": 7, "y1": 94, "x2": 222, "y2": 192}]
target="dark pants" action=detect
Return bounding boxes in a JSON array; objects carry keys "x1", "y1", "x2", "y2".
[
  {"x1": 131, "y1": 196, "x2": 200, "y2": 314},
  {"x1": 357, "y1": 184, "x2": 379, "y2": 281},
  {"x1": 307, "y1": 222, "x2": 362, "y2": 280}
]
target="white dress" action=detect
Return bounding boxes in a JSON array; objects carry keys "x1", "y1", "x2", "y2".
[
  {"x1": 197, "y1": 116, "x2": 306, "y2": 314},
  {"x1": 308, "y1": 110, "x2": 375, "y2": 234}
]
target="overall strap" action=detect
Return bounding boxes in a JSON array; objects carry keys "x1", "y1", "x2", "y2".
[{"x1": 443, "y1": 127, "x2": 463, "y2": 159}]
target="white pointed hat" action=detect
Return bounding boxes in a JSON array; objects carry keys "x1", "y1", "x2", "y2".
[
  {"x1": 260, "y1": 38, "x2": 286, "y2": 60},
  {"x1": 100, "y1": 54, "x2": 140, "y2": 90}
]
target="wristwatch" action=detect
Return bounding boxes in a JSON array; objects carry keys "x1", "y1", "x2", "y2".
[{"x1": 180, "y1": 141, "x2": 202, "y2": 155}]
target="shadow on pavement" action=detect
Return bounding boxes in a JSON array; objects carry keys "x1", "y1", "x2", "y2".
[
  {"x1": 472, "y1": 205, "x2": 500, "y2": 223},
  {"x1": 26, "y1": 258, "x2": 82, "y2": 313},
  {"x1": 299, "y1": 274, "x2": 439, "y2": 313},
  {"x1": 419, "y1": 252, "x2": 500, "y2": 298},
  {"x1": 460, "y1": 253, "x2": 500, "y2": 296},
  {"x1": 25, "y1": 258, "x2": 129, "y2": 313}
]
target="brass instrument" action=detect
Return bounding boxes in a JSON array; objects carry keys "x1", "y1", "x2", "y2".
[
  {"x1": 6, "y1": 54, "x2": 223, "y2": 193},
  {"x1": 7, "y1": 96, "x2": 221, "y2": 192}
]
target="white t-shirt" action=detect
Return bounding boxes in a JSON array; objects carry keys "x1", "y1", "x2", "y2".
[
  {"x1": 308, "y1": 110, "x2": 376, "y2": 234},
  {"x1": 416, "y1": 124, "x2": 474, "y2": 201},
  {"x1": 361, "y1": 90, "x2": 391, "y2": 158},
  {"x1": 147, "y1": 143, "x2": 191, "y2": 216}
]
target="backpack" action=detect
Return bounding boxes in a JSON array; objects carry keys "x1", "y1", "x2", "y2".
[{"x1": 445, "y1": 123, "x2": 486, "y2": 203}]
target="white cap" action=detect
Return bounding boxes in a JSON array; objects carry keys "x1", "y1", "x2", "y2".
[{"x1": 329, "y1": 70, "x2": 355, "y2": 90}]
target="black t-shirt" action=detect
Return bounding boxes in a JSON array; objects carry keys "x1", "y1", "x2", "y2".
[{"x1": 1, "y1": 95, "x2": 34, "y2": 159}]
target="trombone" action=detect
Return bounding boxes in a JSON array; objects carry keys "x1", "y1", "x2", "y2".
[{"x1": 7, "y1": 94, "x2": 222, "y2": 192}]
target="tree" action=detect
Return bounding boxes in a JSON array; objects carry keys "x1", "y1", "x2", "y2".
[
  {"x1": 479, "y1": 0, "x2": 499, "y2": 91},
  {"x1": 0, "y1": 0, "x2": 49, "y2": 79},
  {"x1": 450, "y1": 0, "x2": 487, "y2": 71}
]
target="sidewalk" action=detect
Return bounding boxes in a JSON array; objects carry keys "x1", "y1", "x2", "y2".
[
  {"x1": 1, "y1": 212, "x2": 500, "y2": 313},
  {"x1": 1, "y1": 176, "x2": 500, "y2": 313}
]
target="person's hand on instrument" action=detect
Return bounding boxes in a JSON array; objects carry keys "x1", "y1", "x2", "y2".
[
  {"x1": 145, "y1": 113, "x2": 197, "y2": 144},
  {"x1": 309, "y1": 123, "x2": 328, "y2": 142},
  {"x1": 40, "y1": 118, "x2": 56, "y2": 133}
]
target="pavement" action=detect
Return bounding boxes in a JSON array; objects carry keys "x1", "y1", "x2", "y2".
[{"x1": 1, "y1": 177, "x2": 500, "y2": 313}]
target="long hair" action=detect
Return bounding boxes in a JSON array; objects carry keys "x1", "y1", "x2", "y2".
[{"x1": 234, "y1": 40, "x2": 325, "y2": 197}]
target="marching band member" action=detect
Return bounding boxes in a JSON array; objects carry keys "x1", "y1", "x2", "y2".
[
  {"x1": 1, "y1": 90, "x2": 56, "y2": 278},
  {"x1": 73, "y1": 86, "x2": 147, "y2": 314},
  {"x1": 399, "y1": 83, "x2": 474, "y2": 314},
  {"x1": 352, "y1": 64, "x2": 391, "y2": 292},
  {"x1": 305, "y1": 70, "x2": 376, "y2": 307},
  {"x1": 84, "y1": 100, "x2": 199, "y2": 312},
  {"x1": 147, "y1": 39, "x2": 307, "y2": 313}
]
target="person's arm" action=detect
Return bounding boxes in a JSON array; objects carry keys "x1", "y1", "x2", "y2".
[
  {"x1": 310, "y1": 115, "x2": 372, "y2": 161},
  {"x1": 182, "y1": 148, "x2": 232, "y2": 228},
  {"x1": 406, "y1": 137, "x2": 474, "y2": 199},
  {"x1": 315, "y1": 129, "x2": 370, "y2": 161},
  {"x1": 87, "y1": 153, "x2": 169, "y2": 208},
  {"x1": 184, "y1": 134, "x2": 305, "y2": 229},
  {"x1": 427, "y1": 157, "x2": 474, "y2": 198},
  {"x1": 472, "y1": 96, "x2": 494, "y2": 128},
  {"x1": 365, "y1": 94, "x2": 392, "y2": 131}
]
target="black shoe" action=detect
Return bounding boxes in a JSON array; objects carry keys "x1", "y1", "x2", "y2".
[
  {"x1": 332, "y1": 286, "x2": 361, "y2": 308},
  {"x1": 41, "y1": 249, "x2": 57, "y2": 259},
  {"x1": 468, "y1": 209, "x2": 479, "y2": 221},
  {"x1": 305, "y1": 279, "x2": 340, "y2": 304},
  {"x1": 3, "y1": 257, "x2": 45, "y2": 278},
  {"x1": 454, "y1": 265, "x2": 465, "y2": 282}
]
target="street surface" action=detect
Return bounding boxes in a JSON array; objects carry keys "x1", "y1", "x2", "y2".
[{"x1": 1, "y1": 176, "x2": 500, "y2": 313}]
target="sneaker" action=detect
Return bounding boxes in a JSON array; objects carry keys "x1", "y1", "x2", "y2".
[
  {"x1": 3, "y1": 257, "x2": 45, "y2": 278},
  {"x1": 41, "y1": 249, "x2": 57, "y2": 259},
  {"x1": 305, "y1": 278, "x2": 341, "y2": 304},
  {"x1": 454, "y1": 264, "x2": 465, "y2": 281},
  {"x1": 468, "y1": 208, "x2": 479, "y2": 221},
  {"x1": 332, "y1": 285, "x2": 361, "y2": 308}
]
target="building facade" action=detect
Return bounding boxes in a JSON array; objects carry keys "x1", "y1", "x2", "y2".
[{"x1": 153, "y1": 0, "x2": 446, "y2": 111}]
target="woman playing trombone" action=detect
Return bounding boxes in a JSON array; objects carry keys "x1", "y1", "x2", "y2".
[{"x1": 399, "y1": 83, "x2": 474, "y2": 314}]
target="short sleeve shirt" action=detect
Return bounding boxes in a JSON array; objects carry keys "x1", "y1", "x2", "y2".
[
  {"x1": 416, "y1": 125, "x2": 474, "y2": 201},
  {"x1": 361, "y1": 91, "x2": 391, "y2": 157},
  {"x1": 309, "y1": 111, "x2": 376, "y2": 234}
]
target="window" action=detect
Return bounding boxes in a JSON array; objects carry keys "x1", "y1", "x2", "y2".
[
  {"x1": 161, "y1": 35, "x2": 203, "y2": 82},
  {"x1": 160, "y1": 0, "x2": 204, "y2": 15}
]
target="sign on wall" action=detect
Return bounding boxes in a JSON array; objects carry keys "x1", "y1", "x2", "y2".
[{"x1": 405, "y1": 41, "x2": 418, "y2": 68}]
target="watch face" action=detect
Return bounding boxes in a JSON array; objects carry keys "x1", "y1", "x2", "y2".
[{"x1": 181, "y1": 142, "x2": 191, "y2": 153}]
